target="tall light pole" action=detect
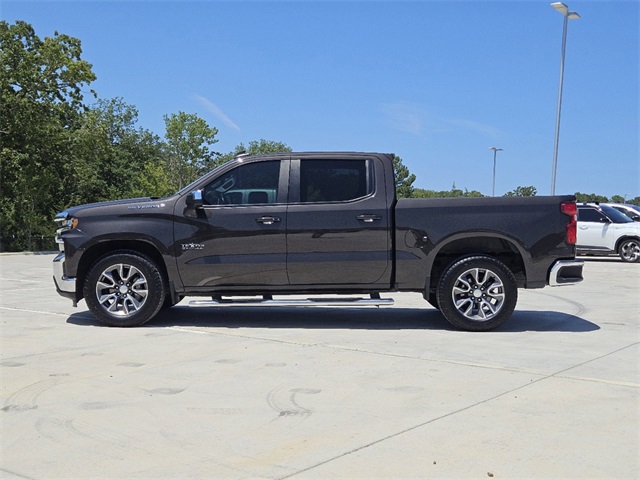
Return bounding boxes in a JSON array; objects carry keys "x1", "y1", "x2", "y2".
[
  {"x1": 550, "y1": 2, "x2": 580, "y2": 195},
  {"x1": 489, "y1": 147, "x2": 503, "y2": 197}
]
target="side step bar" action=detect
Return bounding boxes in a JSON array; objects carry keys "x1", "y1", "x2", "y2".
[{"x1": 189, "y1": 293, "x2": 394, "y2": 308}]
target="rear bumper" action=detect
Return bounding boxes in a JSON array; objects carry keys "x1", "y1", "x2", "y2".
[
  {"x1": 548, "y1": 259, "x2": 584, "y2": 286},
  {"x1": 53, "y1": 252, "x2": 77, "y2": 300}
]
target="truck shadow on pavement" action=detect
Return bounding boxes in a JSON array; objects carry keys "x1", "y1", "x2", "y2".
[{"x1": 67, "y1": 306, "x2": 599, "y2": 333}]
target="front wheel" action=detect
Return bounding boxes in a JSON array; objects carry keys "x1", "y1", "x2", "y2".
[
  {"x1": 436, "y1": 256, "x2": 518, "y2": 331},
  {"x1": 84, "y1": 251, "x2": 166, "y2": 327},
  {"x1": 618, "y1": 239, "x2": 640, "y2": 263}
]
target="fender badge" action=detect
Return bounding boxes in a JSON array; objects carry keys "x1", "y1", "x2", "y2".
[
  {"x1": 128, "y1": 203, "x2": 166, "y2": 210},
  {"x1": 182, "y1": 243, "x2": 204, "y2": 251}
]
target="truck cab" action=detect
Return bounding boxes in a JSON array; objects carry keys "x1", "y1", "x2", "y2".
[{"x1": 175, "y1": 153, "x2": 394, "y2": 289}]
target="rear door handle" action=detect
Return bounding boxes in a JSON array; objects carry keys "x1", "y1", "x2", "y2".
[
  {"x1": 256, "y1": 216, "x2": 281, "y2": 225},
  {"x1": 357, "y1": 214, "x2": 382, "y2": 223}
]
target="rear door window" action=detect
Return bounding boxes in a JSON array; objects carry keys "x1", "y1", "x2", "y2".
[{"x1": 299, "y1": 160, "x2": 373, "y2": 203}]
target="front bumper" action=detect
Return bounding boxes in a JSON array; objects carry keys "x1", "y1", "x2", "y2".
[
  {"x1": 549, "y1": 259, "x2": 584, "y2": 286},
  {"x1": 53, "y1": 252, "x2": 77, "y2": 301}
]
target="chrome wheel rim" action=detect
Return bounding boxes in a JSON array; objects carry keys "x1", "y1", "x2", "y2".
[
  {"x1": 451, "y1": 267, "x2": 505, "y2": 321},
  {"x1": 620, "y1": 240, "x2": 640, "y2": 262},
  {"x1": 95, "y1": 263, "x2": 149, "y2": 317}
]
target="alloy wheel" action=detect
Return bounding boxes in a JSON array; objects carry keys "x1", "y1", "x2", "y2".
[
  {"x1": 451, "y1": 267, "x2": 505, "y2": 321},
  {"x1": 95, "y1": 263, "x2": 149, "y2": 316}
]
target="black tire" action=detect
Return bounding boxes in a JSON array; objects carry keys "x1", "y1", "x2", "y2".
[
  {"x1": 618, "y1": 239, "x2": 640, "y2": 263},
  {"x1": 84, "y1": 251, "x2": 166, "y2": 327},
  {"x1": 427, "y1": 292, "x2": 440, "y2": 310},
  {"x1": 436, "y1": 255, "x2": 517, "y2": 331}
]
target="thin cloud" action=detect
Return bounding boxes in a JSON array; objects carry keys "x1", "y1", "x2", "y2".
[
  {"x1": 448, "y1": 118, "x2": 502, "y2": 140},
  {"x1": 193, "y1": 94, "x2": 240, "y2": 132},
  {"x1": 380, "y1": 101, "x2": 503, "y2": 140},
  {"x1": 380, "y1": 101, "x2": 425, "y2": 136}
]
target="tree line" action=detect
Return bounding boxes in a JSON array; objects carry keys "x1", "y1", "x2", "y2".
[
  {"x1": 0, "y1": 21, "x2": 291, "y2": 251},
  {"x1": 395, "y1": 178, "x2": 640, "y2": 205},
  {"x1": 1, "y1": 21, "x2": 637, "y2": 252}
]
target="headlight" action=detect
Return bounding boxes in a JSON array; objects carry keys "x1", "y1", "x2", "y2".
[{"x1": 54, "y1": 213, "x2": 78, "y2": 250}]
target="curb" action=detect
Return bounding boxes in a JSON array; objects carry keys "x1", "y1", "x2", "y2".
[{"x1": 0, "y1": 251, "x2": 58, "y2": 256}]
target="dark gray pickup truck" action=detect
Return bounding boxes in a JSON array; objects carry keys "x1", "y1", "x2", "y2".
[{"x1": 53, "y1": 152, "x2": 583, "y2": 331}]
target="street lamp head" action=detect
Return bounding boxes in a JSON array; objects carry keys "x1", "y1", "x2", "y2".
[
  {"x1": 488, "y1": 147, "x2": 503, "y2": 152},
  {"x1": 551, "y1": 2, "x2": 580, "y2": 19},
  {"x1": 551, "y1": 2, "x2": 569, "y2": 15}
]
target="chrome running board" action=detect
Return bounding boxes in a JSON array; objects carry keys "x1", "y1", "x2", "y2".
[{"x1": 189, "y1": 294, "x2": 393, "y2": 308}]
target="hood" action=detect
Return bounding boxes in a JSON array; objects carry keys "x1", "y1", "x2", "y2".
[{"x1": 56, "y1": 197, "x2": 169, "y2": 219}]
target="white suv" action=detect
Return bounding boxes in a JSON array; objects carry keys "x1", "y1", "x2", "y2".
[{"x1": 577, "y1": 203, "x2": 640, "y2": 263}]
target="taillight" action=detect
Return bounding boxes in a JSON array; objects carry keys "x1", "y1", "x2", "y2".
[{"x1": 561, "y1": 201, "x2": 577, "y2": 245}]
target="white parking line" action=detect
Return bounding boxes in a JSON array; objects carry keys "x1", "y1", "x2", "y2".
[{"x1": 0, "y1": 306, "x2": 80, "y2": 318}]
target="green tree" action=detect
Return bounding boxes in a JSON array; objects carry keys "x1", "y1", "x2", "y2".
[
  {"x1": 610, "y1": 195, "x2": 625, "y2": 203},
  {"x1": 163, "y1": 112, "x2": 219, "y2": 190},
  {"x1": 216, "y1": 138, "x2": 292, "y2": 165},
  {"x1": 244, "y1": 138, "x2": 292, "y2": 155},
  {"x1": 130, "y1": 161, "x2": 173, "y2": 199},
  {"x1": 71, "y1": 98, "x2": 166, "y2": 204},
  {"x1": 393, "y1": 155, "x2": 416, "y2": 198},
  {"x1": 574, "y1": 192, "x2": 609, "y2": 203},
  {"x1": 504, "y1": 186, "x2": 537, "y2": 197},
  {"x1": 412, "y1": 186, "x2": 485, "y2": 198},
  {"x1": 0, "y1": 21, "x2": 96, "y2": 251},
  {"x1": 463, "y1": 188, "x2": 485, "y2": 197}
]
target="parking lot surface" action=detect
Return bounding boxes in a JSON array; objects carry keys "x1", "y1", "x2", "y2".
[{"x1": 1, "y1": 253, "x2": 638, "y2": 479}]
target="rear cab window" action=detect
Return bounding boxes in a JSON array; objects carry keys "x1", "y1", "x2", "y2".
[{"x1": 298, "y1": 159, "x2": 374, "y2": 203}]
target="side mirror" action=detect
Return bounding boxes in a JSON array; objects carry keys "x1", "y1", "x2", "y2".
[{"x1": 186, "y1": 189, "x2": 204, "y2": 208}]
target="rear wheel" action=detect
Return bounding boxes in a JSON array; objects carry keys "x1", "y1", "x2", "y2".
[
  {"x1": 618, "y1": 239, "x2": 640, "y2": 263},
  {"x1": 84, "y1": 251, "x2": 166, "y2": 327},
  {"x1": 436, "y1": 256, "x2": 517, "y2": 331}
]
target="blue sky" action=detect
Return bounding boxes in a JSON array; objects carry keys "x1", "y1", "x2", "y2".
[{"x1": 2, "y1": 0, "x2": 638, "y2": 198}]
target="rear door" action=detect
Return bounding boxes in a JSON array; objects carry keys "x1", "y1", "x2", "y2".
[{"x1": 286, "y1": 155, "x2": 392, "y2": 286}]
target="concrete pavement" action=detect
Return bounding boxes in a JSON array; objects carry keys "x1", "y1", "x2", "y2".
[{"x1": 1, "y1": 253, "x2": 638, "y2": 479}]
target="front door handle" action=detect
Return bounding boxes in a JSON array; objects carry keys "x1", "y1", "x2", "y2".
[
  {"x1": 256, "y1": 216, "x2": 281, "y2": 225},
  {"x1": 357, "y1": 214, "x2": 382, "y2": 223}
]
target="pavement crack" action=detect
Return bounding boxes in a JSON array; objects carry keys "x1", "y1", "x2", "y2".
[{"x1": 277, "y1": 341, "x2": 640, "y2": 479}]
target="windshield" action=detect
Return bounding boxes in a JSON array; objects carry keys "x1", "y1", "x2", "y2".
[
  {"x1": 616, "y1": 205, "x2": 640, "y2": 219},
  {"x1": 601, "y1": 205, "x2": 633, "y2": 223},
  {"x1": 626, "y1": 205, "x2": 640, "y2": 214}
]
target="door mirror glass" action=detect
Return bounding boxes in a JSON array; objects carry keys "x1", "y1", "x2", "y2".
[{"x1": 186, "y1": 189, "x2": 204, "y2": 208}]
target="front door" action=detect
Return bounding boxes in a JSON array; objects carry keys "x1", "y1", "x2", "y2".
[
  {"x1": 577, "y1": 206, "x2": 614, "y2": 251},
  {"x1": 286, "y1": 156, "x2": 392, "y2": 286},
  {"x1": 175, "y1": 159, "x2": 289, "y2": 288}
]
